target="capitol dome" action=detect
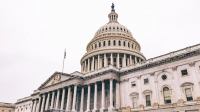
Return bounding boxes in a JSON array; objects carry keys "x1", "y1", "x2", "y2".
[{"x1": 81, "y1": 4, "x2": 146, "y2": 73}]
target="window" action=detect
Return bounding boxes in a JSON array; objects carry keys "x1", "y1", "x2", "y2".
[
  {"x1": 146, "y1": 95, "x2": 151, "y2": 106},
  {"x1": 181, "y1": 69, "x2": 188, "y2": 76},
  {"x1": 162, "y1": 75, "x2": 167, "y2": 80},
  {"x1": 144, "y1": 78, "x2": 149, "y2": 84},
  {"x1": 108, "y1": 40, "x2": 110, "y2": 46},
  {"x1": 131, "y1": 82, "x2": 136, "y2": 87},
  {"x1": 103, "y1": 41, "x2": 106, "y2": 46},
  {"x1": 185, "y1": 88, "x2": 193, "y2": 101},
  {"x1": 163, "y1": 87, "x2": 171, "y2": 104},
  {"x1": 132, "y1": 97, "x2": 137, "y2": 108},
  {"x1": 132, "y1": 44, "x2": 134, "y2": 48},
  {"x1": 113, "y1": 40, "x2": 116, "y2": 46},
  {"x1": 95, "y1": 44, "x2": 97, "y2": 48},
  {"x1": 128, "y1": 43, "x2": 130, "y2": 48},
  {"x1": 99, "y1": 42, "x2": 101, "y2": 47},
  {"x1": 123, "y1": 41, "x2": 126, "y2": 46},
  {"x1": 118, "y1": 41, "x2": 121, "y2": 46}
]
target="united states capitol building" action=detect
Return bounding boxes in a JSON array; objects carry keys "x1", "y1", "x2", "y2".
[{"x1": 15, "y1": 4, "x2": 200, "y2": 112}]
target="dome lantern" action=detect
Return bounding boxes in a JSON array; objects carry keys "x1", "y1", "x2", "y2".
[{"x1": 108, "y1": 3, "x2": 118, "y2": 23}]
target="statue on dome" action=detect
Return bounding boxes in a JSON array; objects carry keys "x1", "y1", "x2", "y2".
[{"x1": 111, "y1": 3, "x2": 115, "y2": 12}]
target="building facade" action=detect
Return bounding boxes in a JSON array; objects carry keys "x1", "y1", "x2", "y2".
[
  {"x1": 15, "y1": 4, "x2": 200, "y2": 112},
  {"x1": 0, "y1": 102, "x2": 15, "y2": 112}
]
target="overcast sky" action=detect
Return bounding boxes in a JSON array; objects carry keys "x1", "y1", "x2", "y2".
[{"x1": 0, "y1": 0, "x2": 200, "y2": 103}]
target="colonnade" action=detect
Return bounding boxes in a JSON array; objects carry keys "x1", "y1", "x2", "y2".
[
  {"x1": 31, "y1": 79, "x2": 120, "y2": 112},
  {"x1": 81, "y1": 53, "x2": 142, "y2": 73}
]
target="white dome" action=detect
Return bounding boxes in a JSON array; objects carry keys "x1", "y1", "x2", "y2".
[{"x1": 93, "y1": 22, "x2": 133, "y2": 39}]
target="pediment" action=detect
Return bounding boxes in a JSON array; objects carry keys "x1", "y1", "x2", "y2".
[
  {"x1": 39, "y1": 72, "x2": 72, "y2": 89},
  {"x1": 70, "y1": 71, "x2": 83, "y2": 76}
]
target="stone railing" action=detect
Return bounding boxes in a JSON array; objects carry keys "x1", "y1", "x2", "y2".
[
  {"x1": 17, "y1": 96, "x2": 32, "y2": 103},
  {"x1": 84, "y1": 65, "x2": 119, "y2": 77},
  {"x1": 120, "y1": 43, "x2": 200, "y2": 71},
  {"x1": 0, "y1": 102, "x2": 15, "y2": 108}
]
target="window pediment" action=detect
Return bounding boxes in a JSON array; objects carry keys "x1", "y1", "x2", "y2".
[
  {"x1": 180, "y1": 82, "x2": 194, "y2": 87},
  {"x1": 130, "y1": 92, "x2": 139, "y2": 96},
  {"x1": 142, "y1": 90, "x2": 152, "y2": 95}
]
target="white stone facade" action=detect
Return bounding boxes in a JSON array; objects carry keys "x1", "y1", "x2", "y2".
[{"x1": 15, "y1": 4, "x2": 200, "y2": 112}]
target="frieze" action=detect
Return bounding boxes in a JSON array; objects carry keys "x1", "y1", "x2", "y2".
[{"x1": 120, "y1": 48, "x2": 200, "y2": 76}]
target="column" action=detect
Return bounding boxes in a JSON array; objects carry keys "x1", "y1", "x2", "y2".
[
  {"x1": 88, "y1": 58, "x2": 90, "y2": 72},
  {"x1": 50, "y1": 91, "x2": 55, "y2": 109},
  {"x1": 104, "y1": 54, "x2": 106, "y2": 67},
  {"x1": 32, "y1": 100, "x2": 36, "y2": 112},
  {"x1": 72, "y1": 85, "x2": 77, "y2": 111},
  {"x1": 117, "y1": 53, "x2": 119, "y2": 68},
  {"x1": 135, "y1": 56, "x2": 137, "y2": 64},
  {"x1": 60, "y1": 88, "x2": 66, "y2": 109},
  {"x1": 189, "y1": 63, "x2": 200, "y2": 97},
  {"x1": 87, "y1": 84, "x2": 91, "y2": 111},
  {"x1": 66, "y1": 87, "x2": 71, "y2": 110},
  {"x1": 41, "y1": 94, "x2": 46, "y2": 112},
  {"x1": 139, "y1": 58, "x2": 141, "y2": 62},
  {"x1": 45, "y1": 93, "x2": 50, "y2": 110},
  {"x1": 81, "y1": 63, "x2": 83, "y2": 72},
  {"x1": 36, "y1": 96, "x2": 41, "y2": 112},
  {"x1": 123, "y1": 54, "x2": 126, "y2": 67},
  {"x1": 92, "y1": 57, "x2": 94, "y2": 71},
  {"x1": 101, "y1": 81, "x2": 105, "y2": 109},
  {"x1": 93, "y1": 83, "x2": 97, "y2": 110},
  {"x1": 116, "y1": 81, "x2": 120, "y2": 109},
  {"x1": 80, "y1": 86, "x2": 84, "y2": 112},
  {"x1": 55, "y1": 89, "x2": 60, "y2": 109},
  {"x1": 110, "y1": 53, "x2": 113, "y2": 65},
  {"x1": 98, "y1": 55, "x2": 100, "y2": 69},
  {"x1": 109, "y1": 79, "x2": 113, "y2": 108},
  {"x1": 130, "y1": 55, "x2": 132, "y2": 65},
  {"x1": 84, "y1": 60, "x2": 87, "y2": 72}
]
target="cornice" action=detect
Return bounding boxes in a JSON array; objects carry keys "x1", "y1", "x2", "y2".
[
  {"x1": 80, "y1": 48, "x2": 146, "y2": 63},
  {"x1": 120, "y1": 48, "x2": 200, "y2": 76}
]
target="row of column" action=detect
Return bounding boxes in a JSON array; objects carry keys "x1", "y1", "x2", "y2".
[
  {"x1": 31, "y1": 79, "x2": 120, "y2": 112},
  {"x1": 82, "y1": 53, "x2": 142, "y2": 73}
]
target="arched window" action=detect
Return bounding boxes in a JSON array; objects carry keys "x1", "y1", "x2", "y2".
[
  {"x1": 132, "y1": 44, "x2": 134, "y2": 48},
  {"x1": 113, "y1": 27, "x2": 115, "y2": 29},
  {"x1": 113, "y1": 40, "x2": 116, "y2": 46},
  {"x1": 99, "y1": 42, "x2": 101, "y2": 47},
  {"x1": 92, "y1": 46, "x2": 93, "y2": 50},
  {"x1": 118, "y1": 41, "x2": 121, "y2": 46},
  {"x1": 123, "y1": 41, "x2": 126, "y2": 46},
  {"x1": 108, "y1": 40, "x2": 110, "y2": 46},
  {"x1": 95, "y1": 44, "x2": 97, "y2": 48},
  {"x1": 128, "y1": 43, "x2": 130, "y2": 48},
  {"x1": 106, "y1": 28, "x2": 107, "y2": 30},
  {"x1": 163, "y1": 87, "x2": 171, "y2": 104},
  {"x1": 132, "y1": 97, "x2": 137, "y2": 108},
  {"x1": 103, "y1": 41, "x2": 106, "y2": 46},
  {"x1": 185, "y1": 88, "x2": 193, "y2": 101},
  {"x1": 109, "y1": 27, "x2": 111, "y2": 29},
  {"x1": 117, "y1": 27, "x2": 119, "y2": 30}
]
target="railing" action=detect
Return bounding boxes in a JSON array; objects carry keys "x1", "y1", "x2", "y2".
[
  {"x1": 44, "y1": 109, "x2": 77, "y2": 112},
  {"x1": 120, "y1": 43, "x2": 200, "y2": 71},
  {"x1": 44, "y1": 109, "x2": 118, "y2": 112}
]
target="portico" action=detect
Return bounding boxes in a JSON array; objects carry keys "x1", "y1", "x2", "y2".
[{"x1": 31, "y1": 76, "x2": 120, "y2": 112}]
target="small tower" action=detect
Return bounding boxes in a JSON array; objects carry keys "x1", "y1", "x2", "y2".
[{"x1": 108, "y1": 3, "x2": 118, "y2": 23}]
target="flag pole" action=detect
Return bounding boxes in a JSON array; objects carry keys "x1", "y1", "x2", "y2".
[{"x1": 62, "y1": 49, "x2": 66, "y2": 74}]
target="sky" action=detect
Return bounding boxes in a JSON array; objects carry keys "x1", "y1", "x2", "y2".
[{"x1": 0, "y1": 0, "x2": 200, "y2": 103}]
